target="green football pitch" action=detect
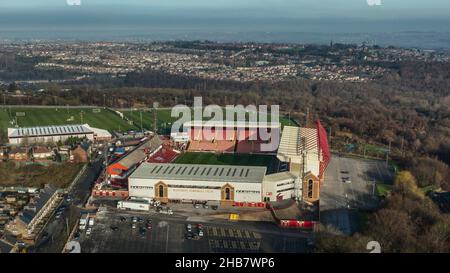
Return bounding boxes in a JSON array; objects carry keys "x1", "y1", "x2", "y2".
[
  {"x1": 0, "y1": 106, "x2": 297, "y2": 134},
  {"x1": 0, "y1": 107, "x2": 138, "y2": 132},
  {"x1": 174, "y1": 152, "x2": 279, "y2": 173}
]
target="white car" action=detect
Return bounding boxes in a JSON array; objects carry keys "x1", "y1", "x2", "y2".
[
  {"x1": 198, "y1": 230, "x2": 204, "y2": 237},
  {"x1": 86, "y1": 228, "x2": 92, "y2": 236}
]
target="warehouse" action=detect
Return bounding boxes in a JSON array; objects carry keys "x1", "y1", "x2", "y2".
[
  {"x1": 128, "y1": 163, "x2": 267, "y2": 206},
  {"x1": 7, "y1": 124, "x2": 106, "y2": 145}
]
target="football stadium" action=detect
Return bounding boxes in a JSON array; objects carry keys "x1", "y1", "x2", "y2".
[{"x1": 101, "y1": 119, "x2": 331, "y2": 207}]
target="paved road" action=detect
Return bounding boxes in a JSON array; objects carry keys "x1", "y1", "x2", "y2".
[
  {"x1": 320, "y1": 155, "x2": 394, "y2": 235},
  {"x1": 32, "y1": 155, "x2": 105, "y2": 253}
]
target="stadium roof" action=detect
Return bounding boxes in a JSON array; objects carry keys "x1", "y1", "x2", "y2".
[
  {"x1": 113, "y1": 135, "x2": 162, "y2": 169},
  {"x1": 130, "y1": 163, "x2": 267, "y2": 184},
  {"x1": 277, "y1": 126, "x2": 318, "y2": 164},
  {"x1": 184, "y1": 120, "x2": 280, "y2": 129},
  {"x1": 8, "y1": 124, "x2": 93, "y2": 138}
]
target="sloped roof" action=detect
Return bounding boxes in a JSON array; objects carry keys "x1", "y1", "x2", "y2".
[
  {"x1": 130, "y1": 163, "x2": 267, "y2": 184},
  {"x1": 8, "y1": 124, "x2": 93, "y2": 138},
  {"x1": 113, "y1": 135, "x2": 162, "y2": 169}
]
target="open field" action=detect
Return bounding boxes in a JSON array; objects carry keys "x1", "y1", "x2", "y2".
[
  {"x1": 0, "y1": 107, "x2": 137, "y2": 132},
  {"x1": 0, "y1": 106, "x2": 298, "y2": 136},
  {"x1": 121, "y1": 109, "x2": 297, "y2": 130},
  {"x1": 174, "y1": 152, "x2": 280, "y2": 173}
]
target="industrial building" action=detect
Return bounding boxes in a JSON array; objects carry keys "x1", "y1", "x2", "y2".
[{"x1": 7, "y1": 124, "x2": 112, "y2": 145}]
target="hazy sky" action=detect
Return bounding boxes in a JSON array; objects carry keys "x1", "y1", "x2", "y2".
[
  {"x1": 0, "y1": 0, "x2": 449, "y2": 48},
  {"x1": 1, "y1": 0, "x2": 449, "y2": 19}
]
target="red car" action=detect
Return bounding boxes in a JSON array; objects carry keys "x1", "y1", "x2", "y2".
[
  {"x1": 147, "y1": 223, "x2": 153, "y2": 229},
  {"x1": 197, "y1": 224, "x2": 203, "y2": 230}
]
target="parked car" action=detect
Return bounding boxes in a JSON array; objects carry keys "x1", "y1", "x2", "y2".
[
  {"x1": 132, "y1": 216, "x2": 138, "y2": 223},
  {"x1": 86, "y1": 227, "x2": 92, "y2": 236},
  {"x1": 131, "y1": 223, "x2": 137, "y2": 229},
  {"x1": 110, "y1": 226, "x2": 119, "y2": 231},
  {"x1": 194, "y1": 203, "x2": 201, "y2": 209},
  {"x1": 185, "y1": 232, "x2": 194, "y2": 240},
  {"x1": 211, "y1": 205, "x2": 218, "y2": 210},
  {"x1": 147, "y1": 223, "x2": 153, "y2": 229},
  {"x1": 203, "y1": 204, "x2": 209, "y2": 209},
  {"x1": 186, "y1": 224, "x2": 192, "y2": 232},
  {"x1": 198, "y1": 230, "x2": 204, "y2": 237},
  {"x1": 139, "y1": 227, "x2": 146, "y2": 236},
  {"x1": 120, "y1": 216, "x2": 127, "y2": 222}
]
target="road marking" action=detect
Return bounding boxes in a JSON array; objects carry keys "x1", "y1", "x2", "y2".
[{"x1": 165, "y1": 224, "x2": 170, "y2": 253}]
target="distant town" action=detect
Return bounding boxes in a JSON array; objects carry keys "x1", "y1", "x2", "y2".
[{"x1": 1, "y1": 41, "x2": 448, "y2": 84}]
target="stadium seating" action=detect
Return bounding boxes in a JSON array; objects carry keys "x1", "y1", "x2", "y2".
[{"x1": 147, "y1": 147, "x2": 180, "y2": 163}]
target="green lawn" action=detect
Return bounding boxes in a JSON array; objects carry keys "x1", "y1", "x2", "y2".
[
  {"x1": 121, "y1": 109, "x2": 175, "y2": 134},
  {"x1": 0, "y1": 107, "x2": 138, "y2": 132},
  {"x1": 174, "y1": 152, "x2": 276, "y2": 170},
  {"x1": 0, "y1": 106, "x2": 298, "y2": 135},
  {"x1": 376, "y1": 183, "x2": 393, "y2": 197}
]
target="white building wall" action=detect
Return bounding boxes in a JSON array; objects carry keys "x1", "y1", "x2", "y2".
[{"x1": 128, "y1": 178, "x2": 262, "y2": 202}]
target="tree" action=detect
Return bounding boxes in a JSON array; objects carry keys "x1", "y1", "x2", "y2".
[
  {"x1": 367, "y1": 209, "x2": 417, "y2": 253},
  {"x1": 393, "y1": 171, "x2": 424, "y2": 200}
]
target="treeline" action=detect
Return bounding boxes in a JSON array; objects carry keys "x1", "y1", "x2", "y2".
[{"x1": 0, "y1": 53, "x2": 79, "y2": 81}]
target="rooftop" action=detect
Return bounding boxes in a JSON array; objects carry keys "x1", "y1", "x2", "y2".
[
  {"x1": 113, "y1": 135, "x2": 162, "y2": 169},
  {"x1": 264, "y1": 171, "x2": 298, "y2": 182},
  {"x1": 8, "y1": 124, "x2": 93, "y2": 138},
  {"x1": 130, "y1": 163, "x2": 267, "y2": 184}
]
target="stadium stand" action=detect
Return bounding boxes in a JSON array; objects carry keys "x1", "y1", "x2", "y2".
[{"x1": 147, "y1": 146, "x2": 180, "y2": 163}]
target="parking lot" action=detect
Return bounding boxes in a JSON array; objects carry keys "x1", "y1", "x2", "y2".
[
  {"x1": 320, "y1": 155, "x2": 394, "y2": 234},
  {"x1": 79, "y1": 209, "x2": 309, "y2": 253}
]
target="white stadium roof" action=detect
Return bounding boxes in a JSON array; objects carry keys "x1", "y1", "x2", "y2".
[
  {"x1": 184, "y1": 120, "x2": 281, "y2": 129},
  {"x1": 8, "y1": 124, "x2": 93, "y2": 138},
  {"x1": 277, "y1": 126, "x2": 319, "y2": 164},
  {"x1": 130, "y1": 163, "x2": 267, "y2": 184}
]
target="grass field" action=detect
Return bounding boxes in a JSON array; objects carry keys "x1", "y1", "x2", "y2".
[
  {"x1": 174, "y1": 152, "x2": 278, "y2": 173},
  {"x1": 0, "y1": 107, "x2": 138, "y2": 132},
  {"x1": 121, "y1": 108, "x2": 297, "y2": 132},
  {"x1": 0, "y1": 106, "x2": 298, "y2": 135},
  {"x1": 0, "y1": 162, "x2": 84, "y2": 188}
]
